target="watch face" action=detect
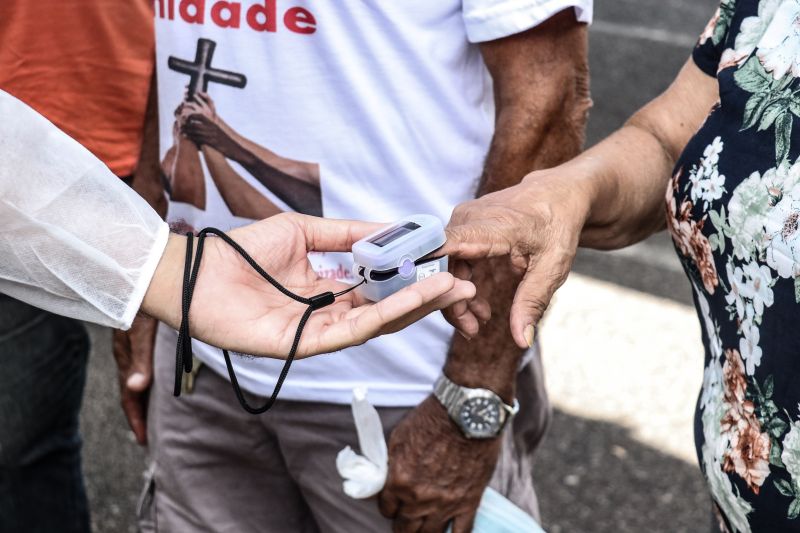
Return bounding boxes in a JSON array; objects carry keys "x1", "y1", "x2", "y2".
[{"x1": 459, "y1": 396, "x2": 502, "y2": 438}]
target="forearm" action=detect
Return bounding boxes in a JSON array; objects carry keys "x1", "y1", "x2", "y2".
[
  {"x1": 236, "y1": 149, "x2": 323, "y2": 216},
  {"x1": 566, "y1": 59, "x2": 719, "y2": 250},
  {"x1": 202, "y1": 146, "x2": 282, "y2": 219},
  {"x1": 445, "y1": 10, "x2": 590, "y2": 400},
  {"x1": 218, "y1": 117, "x2": 319, "y2": 185},
  {"x1": 141, "y1": 233, "x2": 184, "y2": 329},
  {"x1": 172, "y1": 137, "x2": 206, "y2": 209},
  {"x1": 567, "y1": 123, "x2": 678, "y2": 249},
  {"x1": 446, "y1": 111, "x2": 589, "y2": 397}
]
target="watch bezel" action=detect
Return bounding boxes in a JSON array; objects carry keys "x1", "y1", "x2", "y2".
[{"x1": 454, "y1": 389, "x2": 506, "y2": 439}]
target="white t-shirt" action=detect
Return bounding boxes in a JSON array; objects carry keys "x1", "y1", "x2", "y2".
[{"x1": 154, "y1": 0, "x2": 592, "y2": 406}]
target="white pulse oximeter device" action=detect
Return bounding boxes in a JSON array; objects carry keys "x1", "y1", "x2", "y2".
[{"x1": 352, "y1": 214, "x2": 448, "y2": 302}]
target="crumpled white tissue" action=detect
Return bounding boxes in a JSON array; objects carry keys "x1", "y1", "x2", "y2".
[
  {"x1": 336, "y1": 387, "x2": 388, "y2": 499},
  {"x1": 0, "y1": 89, "x2": 169, "y2": 329}
]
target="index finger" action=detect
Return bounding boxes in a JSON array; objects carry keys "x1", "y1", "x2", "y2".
[{"x1": 439, "y1": 226, "x2": 512, "y2": 260}]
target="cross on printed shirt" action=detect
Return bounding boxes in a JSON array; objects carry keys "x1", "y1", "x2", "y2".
[{"x1": 168, "y1": 38, "x2": 247, "y2": 100}]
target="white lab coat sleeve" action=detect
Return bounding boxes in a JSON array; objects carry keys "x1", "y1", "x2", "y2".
[{"x1": 0, "y1": 89, "x2": 169, "y2": 330}]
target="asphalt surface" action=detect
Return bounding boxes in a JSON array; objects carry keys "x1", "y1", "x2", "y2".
[{"x1": 78, "y1": 1, "x2": 720, "y2": 531}]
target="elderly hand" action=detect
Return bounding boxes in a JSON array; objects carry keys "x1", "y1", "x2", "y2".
[
  {"x1": 141, "y1": 213, "x2": 477, "y2": 358},
  {"x1": 379, "y1": 396, "x2": 500, "y2": 533},
  {"x1": 441, "y1": 168, "x2": 594, "y2": 348}
]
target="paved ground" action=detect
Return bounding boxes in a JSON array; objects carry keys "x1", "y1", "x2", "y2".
[
  {"x1": 79, "y1": 1, "x2": 720, "y2": 531},
  {"x1": 536, "y1": 274, "x2": 709, "y2": 533}
]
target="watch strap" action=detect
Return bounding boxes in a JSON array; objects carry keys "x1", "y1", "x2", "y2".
[
  {"x1": 433, "y1": 375, "x2": 463, "y2": 420},
  {"x1": 433, "y1": 375, "x2": 518, "y2": 436}
]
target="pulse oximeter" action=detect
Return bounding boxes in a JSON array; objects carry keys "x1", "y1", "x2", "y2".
[{"x1": 352, "y1": 214, "x2": 448, "y2": 302}]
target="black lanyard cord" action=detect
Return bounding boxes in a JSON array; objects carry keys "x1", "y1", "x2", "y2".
[{"x1": 174, "y1": 227, "x2": 364, "y2": 414}]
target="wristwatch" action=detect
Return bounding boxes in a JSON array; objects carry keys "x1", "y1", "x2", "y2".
[{"x1": 433, "y1": 374, "x2": 519, "y2": 439}]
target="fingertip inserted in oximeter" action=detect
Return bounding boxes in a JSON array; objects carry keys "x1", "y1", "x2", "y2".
[{"x1": 352, "y1": 214, "x2": 448, "y2": 301}]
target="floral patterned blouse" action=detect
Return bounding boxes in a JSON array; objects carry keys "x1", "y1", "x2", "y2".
[{"x1": 668, "y1": 1, "x2": 800, "y2": 531}]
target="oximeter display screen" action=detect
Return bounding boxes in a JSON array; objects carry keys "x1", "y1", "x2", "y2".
[{"x1": 369, "y1": 222, "x2": 420, "y2": 247}]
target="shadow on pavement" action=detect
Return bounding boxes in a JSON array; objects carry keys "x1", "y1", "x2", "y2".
[{"x1": 536, "y1": 409, "x2": 710, "y2": 533}]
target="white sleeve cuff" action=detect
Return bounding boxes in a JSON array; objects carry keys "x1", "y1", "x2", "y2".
[
  {"x1": 118, "y1": 221, "x2": 170, "y2": 330},
  {"x1": 463, "y1": 0, "x2": 593, "y2": 43}
]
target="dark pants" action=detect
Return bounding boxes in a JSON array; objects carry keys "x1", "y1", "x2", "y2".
[{"x1": 0, "y1": 295, "x2": 90, "y2": 533}]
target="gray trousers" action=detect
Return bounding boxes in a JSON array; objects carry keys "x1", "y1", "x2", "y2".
[{"x1": 139, "y1": 343, "x2": 550, "y2": 533}]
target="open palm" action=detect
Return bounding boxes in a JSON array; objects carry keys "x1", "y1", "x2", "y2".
[{"x1": 146, "y1": 213, "x2": 475, "y2": 358}]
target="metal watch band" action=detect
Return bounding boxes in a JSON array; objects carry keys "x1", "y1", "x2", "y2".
[
  {"x1": 433, "y1": 375, "x2": 519, "y2": 436},
  {"x1": 433, "y1": 375, "x2": 464, "y2": 420}
]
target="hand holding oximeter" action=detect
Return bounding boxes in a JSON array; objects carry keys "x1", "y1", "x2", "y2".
[{"x1": 352, "y1": 214, "x2": 448, "y2": 302}]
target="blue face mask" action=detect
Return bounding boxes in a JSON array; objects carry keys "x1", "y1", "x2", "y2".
[{"x1": 447, "y1": 488, "x2": 545, "y2": 533}]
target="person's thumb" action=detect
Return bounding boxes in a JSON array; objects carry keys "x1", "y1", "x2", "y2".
[
  {"x1": 126, "y1": 352, "x2": 154, "y2": 392},
  {"x1": 127, "y1": 372, "x2": 150, "y2": 392},
  {"x1": 508, "y1": 252, "x2": 571, "y2": 349}
]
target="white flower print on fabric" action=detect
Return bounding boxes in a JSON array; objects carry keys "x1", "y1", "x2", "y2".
[
  {"x1": 783, "y1": 420, "x2": 800, "y2": 483},
  {"x1": 725, "y1": 162, "x2": 800, "y2": 262},
  {"x1": 739, "y1": 319, "x2": 763, "y2": 375},
  {"x1": 703, "y1": 356, "x2": 725, "y2": 411},
  {"x1": 777, "y1": 415, "x2": 800, "y2": 519},
  {"x1": 724, "y1": 261, "x2": 771, "y2": 325},
  {"x1": 722, "y1": 262, "x2": 772, "y2": 377},
  {"x1": 726, "y1": 263, "x2": 749, "y2": 319},
  {"x1": 739, "y1": 262, "x2": 775, "y2": 315},
  {"x1": 689, "y1": 137, "x2": 727, "y2": 210},
  {"x1": 702, "y1": 374, "x2": 754, "y2": 533},
  {"x1": 764, "y1": 182, "x2": 800, "y2": 278},
  {"x1": 698, "y1": 340, "x2": 745, "y2": 529},
  {"x1": 719, "y1": 0, "x2": 782, "y2": 71},
  {"x1": 726, "y1": 173, "x2": 771, "y2": 262},
  {"x1": 699, "y1": 288, "x2": 726, "y2": 410},
  {"x1": 756, "y1": 1, "x2": 800, "y2": 79}
]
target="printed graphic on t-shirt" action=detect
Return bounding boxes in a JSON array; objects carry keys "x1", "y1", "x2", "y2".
[{"x1": 162, "y1": 37, "x2": 322, "y2": 227}]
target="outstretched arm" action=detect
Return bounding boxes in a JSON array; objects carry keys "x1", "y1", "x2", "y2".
[
  {"x1": 217, "y1": 116, "x2": 320, "y2": 186},
  {"x1": 189, "y1": 93, "x2": 321, "y2": 186},
  {"x1": 201, "y1": 145, "x2": 283, "y2": 220},
  {"x1": 0, "y1": 89, "x2": 479, "y2": 359},
  {"x1": 141, "y1": 214, "x2": 477, "y2": 358},
  {"x1": 444, "y1": 57, "x2": 719, "y2": 348},
  {"x1": 183, "y1": 114, "x2": 323, "y2": 216},
  {"x1": 168, "y1": 129, "x2": 206, "y2": 210}
]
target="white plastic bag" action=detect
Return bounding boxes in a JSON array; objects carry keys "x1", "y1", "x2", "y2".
[{"x1": 336, "y1": 388, "x2": 545, "y2": 532}]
